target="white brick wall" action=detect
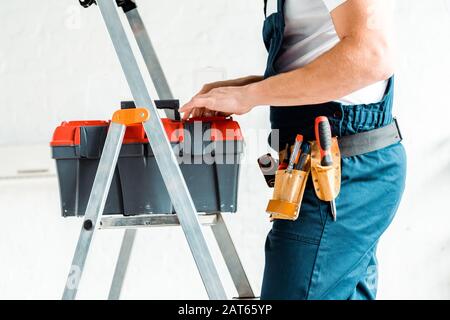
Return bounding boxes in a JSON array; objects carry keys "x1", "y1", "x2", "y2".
[{"x1": 0, "y1": 0, "x2": 449, "y2": 299}]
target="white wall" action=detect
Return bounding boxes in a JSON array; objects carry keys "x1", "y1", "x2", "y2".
[{"x1": 0, "y1": 0, "x2": 449, "y2": 299}]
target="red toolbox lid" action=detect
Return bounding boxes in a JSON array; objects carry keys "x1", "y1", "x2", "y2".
[
  {"x1": 204, "y1": 117, "x2": 243, "y2": 142},
  {"x1": 51, "y1": 117, "x2": 243, "y2": 147},
  {"x1": 123, "y1": 117, "x2": 243, "y2": 144},
  {"x1": 50, "y1": 121, "x2": 110, "y2": 146},
  {"x1": 123, "y1": 119, "x2": 185, "y2": 144}
]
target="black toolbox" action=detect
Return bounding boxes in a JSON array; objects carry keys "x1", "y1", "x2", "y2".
[{"x1": 51, "y1": 111, "x2": 244, "y2": 217}]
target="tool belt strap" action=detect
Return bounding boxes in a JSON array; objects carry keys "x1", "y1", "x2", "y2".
[{"x1": 338, "y1": 118, "x2": 403, "y2": 158}]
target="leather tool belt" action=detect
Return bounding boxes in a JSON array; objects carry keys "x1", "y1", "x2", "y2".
[{"x1": 261, "y1": 119, "x2": 403, "y2": 221}]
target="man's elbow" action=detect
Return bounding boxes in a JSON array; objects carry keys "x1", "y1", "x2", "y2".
[{"x1": 363, "y1": 41, "x2": 395, "y2": 82}]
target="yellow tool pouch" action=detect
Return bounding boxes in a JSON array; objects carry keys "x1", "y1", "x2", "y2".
[
  {"x1": 310, "y1": 137, "x2": 341, "y2": 202},
  {"x1": 266, "y1": 157, "x2": 311, "y2": 221},
  {"x1": 265, "y1": 138, "x2": 341, "y2": 221}
]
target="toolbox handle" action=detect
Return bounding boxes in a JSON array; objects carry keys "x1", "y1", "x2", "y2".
[
  {"x1": 121, "y1": 100, "x2": 181, "y2": 121},
  {"x1": 154, "y1": 100, "x2": 181, "y2": 121},
  {"x1": 121, "y1": 101, "x2": 136, "y2": 110},
  {"x1": 120, "y1": 101, "x2": 231, "y2": 122}
]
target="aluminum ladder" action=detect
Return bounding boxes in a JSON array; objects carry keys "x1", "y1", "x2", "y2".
[{"x1": 62, "y1": 0, "x2": 255, "y2": 300}]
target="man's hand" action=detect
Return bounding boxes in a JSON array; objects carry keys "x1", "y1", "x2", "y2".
[
  {"x1": 180, "y1": 75, "x2": 263, "y2": 119},
  {"x1": 180, "y1": 86, "x2": 257, "y2": 120}
]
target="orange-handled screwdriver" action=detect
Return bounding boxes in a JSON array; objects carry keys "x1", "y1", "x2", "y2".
[
  {"x1": 287, "y1": 134, "x2": 304, "y2": 173},
  {"x1": 315, "y1": 116, "x2": 337, "y2": 221}
]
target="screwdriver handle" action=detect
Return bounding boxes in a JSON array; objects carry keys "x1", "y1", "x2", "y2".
[
  {"x1": 287, "y1": 135, "x2": 303, "y2": 173},
  {"x1": 295, "y1": 142, "x2": 311, "y2": 171},
  {"x1": 315, "y1": 116, "x2": 333, "y2": 167}
]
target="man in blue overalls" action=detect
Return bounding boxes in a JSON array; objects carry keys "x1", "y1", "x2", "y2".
[{"x1": 180, "y1": 0, "x2": 406, "y2": 300}]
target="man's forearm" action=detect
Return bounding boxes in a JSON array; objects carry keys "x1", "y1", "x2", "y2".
[
  {"x1": 206, "y1": 75, "x2": 263, "y2": 89},
  {"x1": 233, "y1": 75, "x2": 264, "y2": 86},
  {"x1": 248, "y1": 36, "x2": 394, "y2": 107}
]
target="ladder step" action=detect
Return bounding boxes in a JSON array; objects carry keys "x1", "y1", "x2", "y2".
[{"x1": 100, "y1": 213, "x2": 219, "y2": 229}]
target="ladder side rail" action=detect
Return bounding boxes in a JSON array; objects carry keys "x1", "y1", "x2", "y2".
[
  {"x1": 62, "y1": 122, "x2": 126, "y2": 300},
  {"x1": 96, "y1": 0, "x2": 226, "y2": 300}
]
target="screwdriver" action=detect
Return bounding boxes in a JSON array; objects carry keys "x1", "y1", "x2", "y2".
[
  {"x1": 315, "y1": 116, "x2": 337, "y2": 221},
  {"x1": 295, "y1": 143, "x2": 311, "y2": 171},
  {"x1": 287, "y1": 135, "x2": 303, "y2": 173}
]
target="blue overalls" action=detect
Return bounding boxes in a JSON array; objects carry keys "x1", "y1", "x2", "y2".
[{"x1": 260, "y1": 0, "x2": 407, "y2": 300}]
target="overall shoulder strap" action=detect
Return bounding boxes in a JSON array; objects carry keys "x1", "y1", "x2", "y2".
[
  {"x1": 277, "y1": 0, "x2": 286, "y2": 13},
  {"x1": 264, "y1": 0, "x2": 286, "y2": 17}
]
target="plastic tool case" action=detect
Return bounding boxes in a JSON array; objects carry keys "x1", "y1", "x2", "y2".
[{"x1": 51, "y1": 104, "x2": 243, "y2": 217}]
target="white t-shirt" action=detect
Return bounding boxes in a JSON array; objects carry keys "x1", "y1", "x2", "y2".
[{"x1": 271, "y1": 0, "x2": 388, "y2": 105}]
